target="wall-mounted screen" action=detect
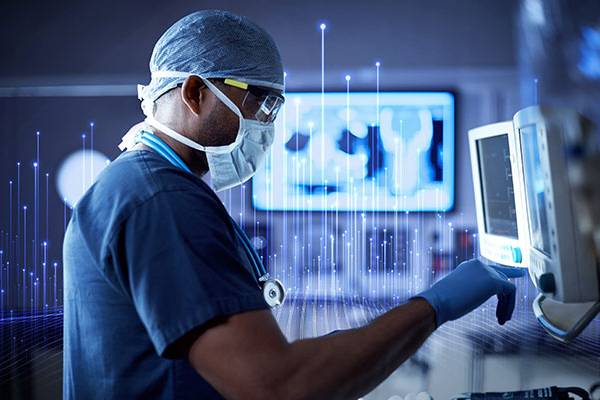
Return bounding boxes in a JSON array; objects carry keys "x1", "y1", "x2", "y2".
[{"x1": 252, "y1": 91, "x2": 455, "y2": 212}]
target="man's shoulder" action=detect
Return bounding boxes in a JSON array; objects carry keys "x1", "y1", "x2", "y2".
[
  {"x1": 75, "y1": 150, "x2": 220, "y2": 225},
  {"x1": 92, "y1": 150, "x2": 213, "y2": 202}
]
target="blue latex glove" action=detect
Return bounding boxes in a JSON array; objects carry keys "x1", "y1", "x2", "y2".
[{"x1": 414, "y1": 259, "x2": 526, "y2": 327}]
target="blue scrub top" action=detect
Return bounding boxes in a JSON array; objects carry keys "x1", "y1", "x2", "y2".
[{"x1": 63, "y1": 148, "x2": 270, "y2": 399}]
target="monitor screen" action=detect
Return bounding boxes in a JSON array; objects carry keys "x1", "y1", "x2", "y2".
[
  {"x1": 252, "y1": 91, "x2": 455, "y2": 212},
  {"x1": 476, "y1": 134, "x2": 518, "y2": 238},
  {"x1": 519, "y1": 124, "x2": 552, "y2": 255}
]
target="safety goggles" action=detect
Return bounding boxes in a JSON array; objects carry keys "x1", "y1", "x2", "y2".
[{"x1": 222, "y1": 78, "x2": 285, "y2": 123}]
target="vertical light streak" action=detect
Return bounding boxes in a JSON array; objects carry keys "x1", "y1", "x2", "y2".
[
  {"x1": 308, "y1": 121, "x2": 314, "y2": 294},
  {"x1": 0, "y1": 250, "x2": 3, "y2": 310},
  {"x1": 90, "y1": 122, "x2": 95, "y2": 187},
  {"x1": 8, "y1": 180, "x2": 13, "y2": 306},
  {"x1": 53, "y1": 262, "x2": 58, "y2": 307},
  {"x1": 319, "y1": 22, "x2": 327, "y2": 301},
  {"x1": 281, "y1": 81, "x2": 288, "y2": 285},
  {"x1": 81, "y1": 133, "x2": 86, "y2": 194},
  {"x1": 33, "y1": 160, "x2": 38, "y2": 309},
  {"x1": 344, "y1": 75, "x2": 350, "y2": 297},
  {"x1": 17, "y1": 162, "x2": 21, "y2": 274},
  {"x1": 9, "y1": 180, "x2": 12, "y2": 265},
  {"x1": 376, "y1": 62, "x2": 381, "y2": 128},
  {"x1": 45, "y1": 173, "x2": 49, "y2": 247},
  {"x1": 294, "y1": 98, "x2": 301, "y2": 292},
  {"x1": 35, "y1": 133, "x2": 40, "y2": 307},
  {"x1": 43, "y1": 241, "x2": 47, "y2": 310},
  {"x1": 22, "y1": 205, "x2": 27, "y2": 309},
  {"x1": 376, "y1": 63, "x2": 384, "y2": 296}
]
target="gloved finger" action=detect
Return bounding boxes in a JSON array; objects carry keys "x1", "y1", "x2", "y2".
[
  {"x1": 489, "y1": 265, "x2": 527, "y2": 279},
  {"x1": 495, "y1": 281, "x2": 517, "y2": 325}
]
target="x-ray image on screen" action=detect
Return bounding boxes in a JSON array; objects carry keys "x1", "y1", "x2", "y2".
[
  {"x1": 476, "y1": 135, "x2": 518, "y2": 238},
  {"x1": 252, "y1": 92, "x2": 455, "y2": 212}
]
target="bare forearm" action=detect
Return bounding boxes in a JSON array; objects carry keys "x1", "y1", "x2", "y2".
[
  {"x1": 190, "y1": 258, "x2": 518, "y2": 400},
  {"x1": 277, "y1": 298, "x2": 436, "y2": 400}
]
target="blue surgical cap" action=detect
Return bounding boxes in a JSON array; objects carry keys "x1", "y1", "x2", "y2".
[{"x1": 143, "y1": 10, "x2": 284, "y2": 103}]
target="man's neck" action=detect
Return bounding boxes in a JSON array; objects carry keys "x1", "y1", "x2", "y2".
[{"x1": 152, "y1": 130, "x2": 209, "y2": 176}]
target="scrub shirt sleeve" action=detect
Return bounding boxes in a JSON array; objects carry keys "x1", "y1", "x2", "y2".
[{"x1": 112, "y1": 189, "x2": 269, "y2": 359}]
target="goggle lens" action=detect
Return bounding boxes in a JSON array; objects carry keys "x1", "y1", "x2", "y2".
[{"x1": 255, "y1": 94, "x2": 285, "y2": 123}]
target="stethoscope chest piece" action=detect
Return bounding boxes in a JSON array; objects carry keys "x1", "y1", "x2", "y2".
[{"x1": 262, "y1": 278, "x2": 286, "y2": 308}]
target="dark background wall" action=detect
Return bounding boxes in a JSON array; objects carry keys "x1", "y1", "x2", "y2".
[{"x1": 1, "y1": 0, "x2": 517, "y2": 83}]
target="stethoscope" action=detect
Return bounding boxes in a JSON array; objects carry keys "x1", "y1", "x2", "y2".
[{"x1": 134, "y1": 130, "x2": 286, "y2": 308}]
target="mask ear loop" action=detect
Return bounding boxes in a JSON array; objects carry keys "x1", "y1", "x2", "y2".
[
  {"x1": 150, "y1": 71, "x2": 245, "y2": 119},
  {"x1": 200, "y1": 77, "x2": 244, "y2": 119},
  {"x1": 141, "y1": 72, "x2": 246, "y2": 154}
]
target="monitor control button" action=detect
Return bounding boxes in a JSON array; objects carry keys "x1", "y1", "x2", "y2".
[
  {"x1": 538, "y1": 273, "x2": 556, "y2": 294},
  {"x1": 511, "y1": 247, "x2": 522, "y2": 263}
]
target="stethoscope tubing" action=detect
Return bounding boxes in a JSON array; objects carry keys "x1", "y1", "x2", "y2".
[{"x1": 136, "y1": 131, "x2": 268, "y2": 284}]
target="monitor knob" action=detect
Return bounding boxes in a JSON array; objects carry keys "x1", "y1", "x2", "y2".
[{"x1": 538, "y1": 272, "x2": 556, "y2": 294}]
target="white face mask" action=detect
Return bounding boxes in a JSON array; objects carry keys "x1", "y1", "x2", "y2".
[{"x1": 121, "y1": 72, "x2": 275, "y2": 192}]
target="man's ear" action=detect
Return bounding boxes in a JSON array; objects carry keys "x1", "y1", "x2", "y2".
[{"x1": 180, "y1": 76, "x2": 208, "y2": 116}]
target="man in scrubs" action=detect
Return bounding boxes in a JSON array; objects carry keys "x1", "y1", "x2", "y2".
[{"x1": 63, "y1": 10, "x2": 524, "y2": 400}]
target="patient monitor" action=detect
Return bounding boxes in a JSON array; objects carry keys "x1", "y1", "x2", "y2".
[
  {"x1": 468, "y1": 121, "x2": 529, "y2": 268},
  {"x1": 470, "y1": 106, "x2": 600, "y2": 342}
]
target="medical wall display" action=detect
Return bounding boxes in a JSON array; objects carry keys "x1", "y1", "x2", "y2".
[{"x1": 252, "y1": 91, "x2": 455, "y2": 212}]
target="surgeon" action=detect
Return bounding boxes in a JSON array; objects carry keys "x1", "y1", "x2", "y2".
[{"x1": 62, "y1": 10, "x2": 525, "y2": 400}]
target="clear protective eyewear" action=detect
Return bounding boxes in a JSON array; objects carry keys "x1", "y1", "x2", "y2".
[{"x1": 223, "y1": 78, "x2": 285, "y2": 123}]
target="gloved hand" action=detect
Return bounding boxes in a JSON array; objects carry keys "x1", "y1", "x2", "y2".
[{"x1": 414, "y1": 259, "x2": 526, "y2": 327}]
